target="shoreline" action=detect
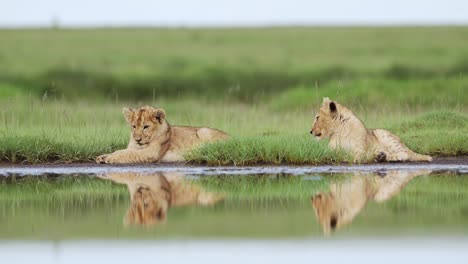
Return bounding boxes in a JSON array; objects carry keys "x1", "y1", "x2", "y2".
[
  {"x1": 0, "y1": 156, "x2": 466, "y2": 176},
  {"x1": 0, "y1": 156, "x2": 466, "y2": 168}
]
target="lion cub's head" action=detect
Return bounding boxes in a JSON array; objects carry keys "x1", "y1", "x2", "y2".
[
  {"x1": 123, "y1": 106, "x2": 168, "y2": 146},
  {"x1": 125, "y1": 185, "x2": 170, "y2": 226},
  {"x1": 310, "y1": 97, "x2": 343, "y2": 140},
  {"x1": 311, "y1": 193, "x2": 343, "y2": 235}
]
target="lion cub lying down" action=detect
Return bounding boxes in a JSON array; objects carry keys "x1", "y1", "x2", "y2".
[
  {"x1": 96, "y1": 106, "x2": 229, "y2": 164},
  {"x1": 99, "y1": 172, "x2": 225, "y2": 226},
  {"x1": 310, "y1": 98, "x2": 432, "y2": 163},
  {"x1": 312, "y1": 169, "x2": 431, "y2": 234}
]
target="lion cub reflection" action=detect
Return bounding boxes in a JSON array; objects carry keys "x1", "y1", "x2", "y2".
[
  {"x1": 311, "y1": 170, "x2": 431, "y2": 234},
  {"x1": 99, "y1": 172, "x2": 225, "y2": 226}
]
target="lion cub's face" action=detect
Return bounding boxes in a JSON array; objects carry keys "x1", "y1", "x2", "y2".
[
  {"x1": 126, "y1": 185, "x2": 169, "y2": 226},
  {"x1": 310, "y1": 98, "x2": 338, "y2": 140},
  {"x1": 311, "y1": 193, "x2": 342, "y2": 235},
  {"x1": 123, "y1": 106, "x2": 167, "y2": 146}
]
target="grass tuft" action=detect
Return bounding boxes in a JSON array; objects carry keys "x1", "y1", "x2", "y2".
[{"x1": 187, "y1": 135, "x2": 351, "y2": 165}]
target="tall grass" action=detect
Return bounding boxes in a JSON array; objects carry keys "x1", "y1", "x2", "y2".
[
  {"x1": 0, "y1": 95, "x2": 466, "y2": 164},
  {"x1": 186, "y1": 135, "x2": 351, "y2": 165}
]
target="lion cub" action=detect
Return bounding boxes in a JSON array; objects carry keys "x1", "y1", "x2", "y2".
[
  {"x1": 312, "y1": 170, "x2": 431, "y2": 234},
  {"x1": 310, "y1": 98, "x2": 432, "y2": 163},
  {"x1": 96, "y1": 106, "x2": 229, "y2": 164},
  {"x1": 99, "y1": 172, "x2": 225, "y2": 226}
]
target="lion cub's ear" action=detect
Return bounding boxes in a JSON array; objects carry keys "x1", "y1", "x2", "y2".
[
  {"x1": 152, "y1": 108, "x2": 166, "y2": 124},
  {"x1": 329, "y1": 101, "x2": 337, "y2": 113},
  {"x1": 122, "y1": 107, "x2": 135, "y2": 123},
  {"x1": 311, "y1": 193, "x2": 322, "y2": 207},
  {"x1": 156, "y1": 207, "x2": 168, "y2": 222},
  {"x1": 322, "y1": 97, "x2": 337, "y2": 113}
]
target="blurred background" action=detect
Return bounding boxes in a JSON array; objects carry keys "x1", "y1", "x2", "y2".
[
  {"x1": 1, "y1": 0, "x2": 468, "y2": 105},
  {"x1": 0, "y1": 0, "x2": 467, "y2": 163}
]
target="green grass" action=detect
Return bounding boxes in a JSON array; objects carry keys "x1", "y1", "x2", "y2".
[
  {"x1": 0, "y1": 175, "x2": 307, "y2": 203},
  {"x1": 0, "y1": 27, "x2": 467, "y2": 164},
  {"x1": 4, "y1": 173, "x2": 467, "y2": 206},
  {"x1": 271, "y1": 77, "x2": 467, "y2": 111},
  {"x1": 188, "y1": 109, "x2": 468, "y2": 165},
  {"x1": 0, "y1": 174, "x2": 326, "y2": 203},
  {"x1": 186, "y1": 135, "x2": 351, "y2": 165},
  {"x1": 5, "y1": 27, "x2": 468, "y2": 77},
  {"x1": 1, "y1": 27, "x2": 468, "y2": 101},
  {"x1": 0, "y1": 175, "x2": 127, "y2": 204},
  {"x1": 390, "y1": 111, "x2": 468, "y2": 156},
  {"x1": 0, "y1": 96, "x2": 466, "y2": 164}
]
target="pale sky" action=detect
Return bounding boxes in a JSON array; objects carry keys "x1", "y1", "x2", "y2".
[{"x1": 2, "y1": 0, "x2": 468, "y2": 27}]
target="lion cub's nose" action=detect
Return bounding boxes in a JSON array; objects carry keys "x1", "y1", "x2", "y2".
[{"x1": 136, "y1": 138, "x2": 142, "y2": 143}]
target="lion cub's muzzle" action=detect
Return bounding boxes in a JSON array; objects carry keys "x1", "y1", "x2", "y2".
[
  {"x1": 310, "y1": 130, "x2": 322, "y2": 138},
  {"x1": 134, "y1": 138, "x2": 149, "y2": 146}
]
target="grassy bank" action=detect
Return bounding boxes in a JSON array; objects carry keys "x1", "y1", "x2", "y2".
[
  {"x1": 0, "y1": 96, "x2": 466, "y2": 164},
  {"x1": 187, "y1": 110, "x2": 468, "y2": 165},
  {"x1": 0, "y1": 27, "x2": 467, "y2": 164}
]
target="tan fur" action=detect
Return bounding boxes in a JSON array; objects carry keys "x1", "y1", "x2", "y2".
[
  {"x1": 311, "y1": 169, "x2": 431, "y2": 235},
  {"x1": 96, "y1": 106, "x2": 229, "y2": 164},
  {"x1": 310, "y1": 98, "x2": 432, "y2": 163},
  {"x1": 99, "y1": 172, "x2": 225, "y2": 226}
]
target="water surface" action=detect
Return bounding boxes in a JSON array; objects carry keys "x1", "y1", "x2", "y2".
[{"x1": 1, "y1": 169, "x2": 467, "y2": 239}]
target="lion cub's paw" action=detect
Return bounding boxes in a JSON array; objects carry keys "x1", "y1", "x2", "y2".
[
  {"x1": 103, "y1": 155, "x2": 121, "y2": 164},
  {"x1": 374, "y1": 152, "x2": 387, "y2": 163},
  {"x1": 96, "y1": 154, "x2": 109, "y2": 164}
]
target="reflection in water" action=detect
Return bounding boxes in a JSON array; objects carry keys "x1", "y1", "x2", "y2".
[
  {"x1": 99, "y1": 172, "x2": 225, "y2": 226},
  {"x1": 3, "y1": 170, "x2": 467, "y2": 239},
  {"x1": 311, "y1": 169, "x2": 432, "y2": 235}
]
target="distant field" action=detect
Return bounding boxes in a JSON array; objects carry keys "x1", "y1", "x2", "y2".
[
  {"x1": 1, "y1": 27, "x2": 468, "y2": 101},
  {"x1": 0, "y1": 27, "x2": 467, "y2": 164}
]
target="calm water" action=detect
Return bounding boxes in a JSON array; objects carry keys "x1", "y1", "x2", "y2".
[{"x1": 1, "y1": 168, "x2": 467, "y2": 239}]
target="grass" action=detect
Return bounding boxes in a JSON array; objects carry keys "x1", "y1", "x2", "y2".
[
  {"x1": 1, "y1": 27, "x2": 468, "y2": 101},
  {"x1": 271, "y1": 77, "x2": 468, "y2": 111},
  {"x1": 4, "y1": 173, "x2": 467, "y2": 207},
  {"x1": 5, "y1": 27, "x2": 468, "y2": 76},
  {"x1": 185, "y1": 108, "x2": 468, "y2": 166},
  {"x1": 0, "y1": 96, "x2": 466, "y2": 164},
  {"x1": 0, "y1": 174, "x2": 326, "y2": 203},
  {"x1": 0, "y1": 27, "x2": 467, "y2": 164},
  {"x1": 0, "y1": 175, "x2": 127, "y2": 204},
  {"x1": 186, "y1": 135, "x2": 351, "y2": 165}
]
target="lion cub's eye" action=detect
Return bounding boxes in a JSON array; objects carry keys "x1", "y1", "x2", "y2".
[
  {"x1": 132, "y1": 125, "x2": 136, "y2": 129},
  {"x1": 316, "y1": 116, "x2": 320, "y2": 120},
  {"x1": 143, "y1": 125, "x2": 149, "y2": 129}
]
